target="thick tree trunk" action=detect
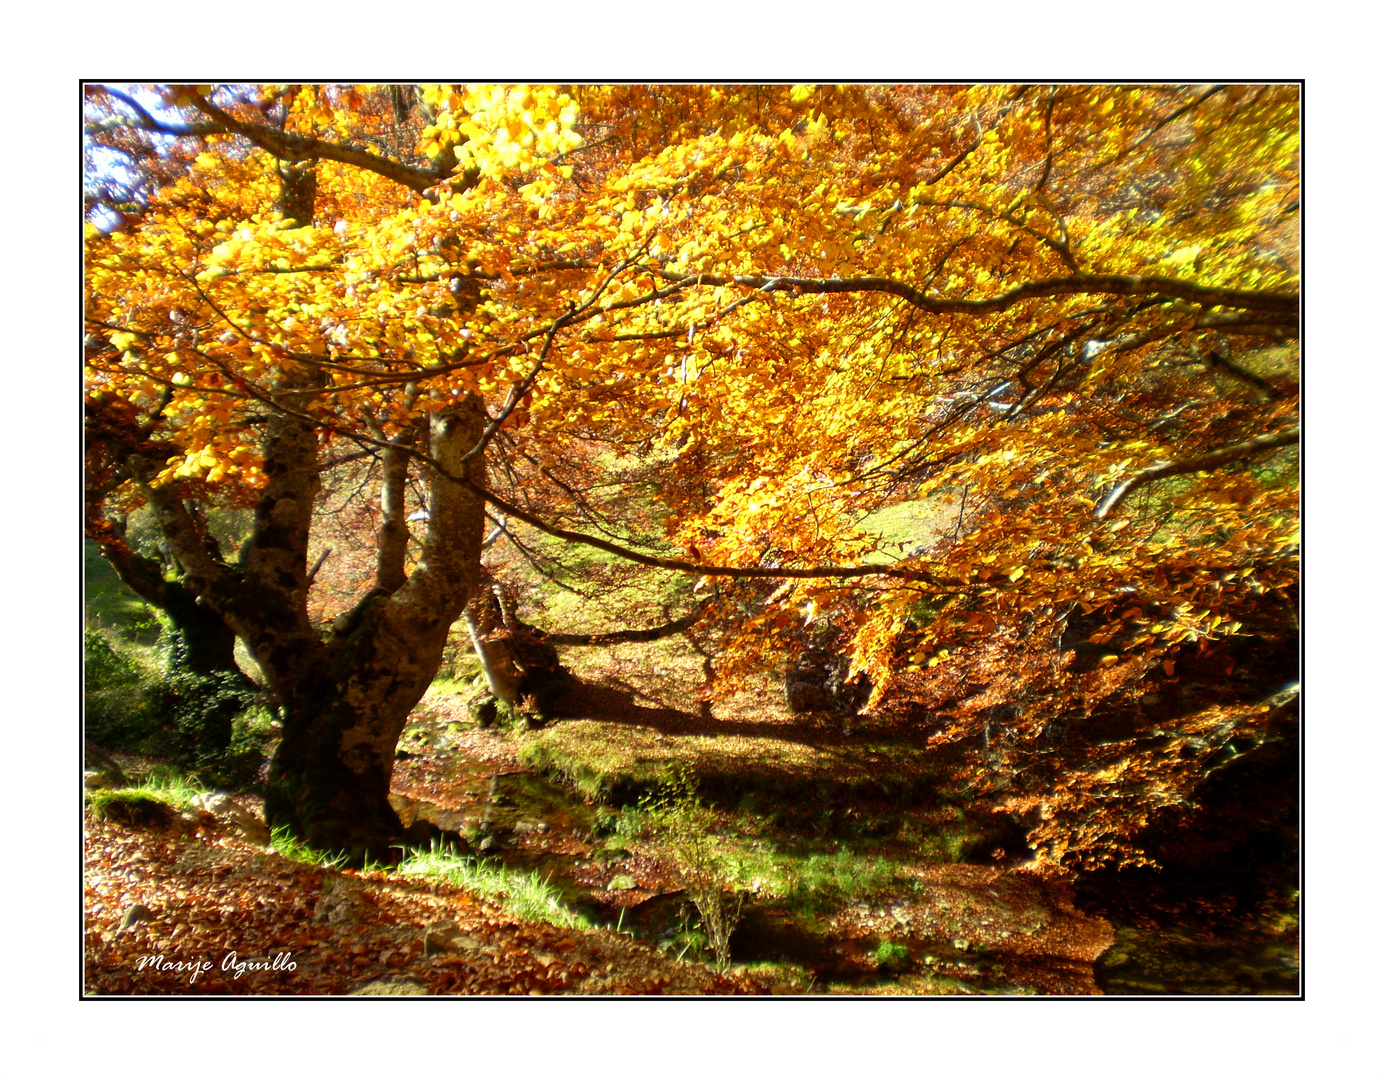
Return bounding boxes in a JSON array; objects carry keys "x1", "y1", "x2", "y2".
[
  {"x1": 134, "y1": 385, "x2": 490, "y2": 860},
  {"x1": 262, "y1": 595, "x2": 454, "y2": 859},
  {"x1": 122, "y1": 151, "x2": 491, "y2": 858},
  {"x1": 257, "y1": 396, "x2": 490, "y2": 861}
]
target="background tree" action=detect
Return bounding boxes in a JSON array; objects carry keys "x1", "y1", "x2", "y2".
[{"x1": 85, "y1": 83, "x2": 1298, "y2": 864}]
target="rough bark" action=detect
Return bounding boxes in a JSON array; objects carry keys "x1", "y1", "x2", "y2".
[
  {"x1": 461, "y1": 577, "x2": 572, "y2": 720},
  {"x1": 374, "y1": 419, "x2": 416, "y2": 595},
  {"x1": 128, "y1": 385, "x2": 491, "y2": 859},
  {"x1": 258, "y1": 395, "x2": 490, "y2": 861}
]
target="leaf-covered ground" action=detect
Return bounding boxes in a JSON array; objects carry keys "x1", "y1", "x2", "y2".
[
  {"x1": 83, "y1": 806, "x2": 762, "y2": 996},
  {"x1": 85, "y1": 619, "x2": 1297, "y2": 997}
]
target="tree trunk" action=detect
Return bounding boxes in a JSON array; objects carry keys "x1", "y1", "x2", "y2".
[
  {"x1": 99, "y1": 536, "x2": 251, "y2": 686},
  {"x1": 262, "y1": 595, "x2": 455, "y2": 859},
  {"x1": 134, "y1": 383, "x2": 490, "y2": 861},
  {"x1": 95, "y1": 536, "x2": 256, "y2": 756},
  {"x1": 111, "y1": 154, "x2": 500, "y2": 860},
  {"x1": 464, "y1": 588, "x2": 521, "y2": 706},
  {"x1": 255, "y1": 396, "x2": 490, "y2": 861}
]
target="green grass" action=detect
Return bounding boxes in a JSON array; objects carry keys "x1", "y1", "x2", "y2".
[
  {"x1": 855, "y1": 499, "x2": 956, "y2": 564},
  {"x1": 732, "y1": 843, "x2": 906, "y2": 916},
  {"x1": 269, "y1": 826, "x2": 350, "y2": 870},
  {"x1": 395, "y1": 846, "x2": 591, "y2": 929},
  {"x1": 86, "y1": 764, "x2": 211, "y2": 819}
]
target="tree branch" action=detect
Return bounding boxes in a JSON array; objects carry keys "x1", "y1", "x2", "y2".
[
  {"x1": 537, "y1": 601, "x2": 713, "y2": 646},
  {"x1": 90, "y1": 87, "x2": 471, "y2": 197},
  {"x1": 471, "y1": 480, "x2": 949, "y2": 586},
  {"x1": 186, "y1": 92, "x2": 471, "y2": 195},
  {"x1": 1095, "y1": 427, "x2": 1300, "y2": 519},
  {"x1": 649, "y1": 269, "x2": 1297, "y2": 319}
]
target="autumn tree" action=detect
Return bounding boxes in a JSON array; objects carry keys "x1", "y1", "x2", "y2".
[{"x1": 84, "y1": 84, "x2": 1298, "y2": 864}]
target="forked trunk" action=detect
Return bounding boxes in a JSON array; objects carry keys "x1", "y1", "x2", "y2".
[
  {"x1": 258, "y1": 398, "x2": 489, "y2": 860},
  {"x1": 138, "y1": 389, "x2": 491, "y2": 862},
  {"x1": 262, "y1": 597, "x2": 453, "y2": 860}
]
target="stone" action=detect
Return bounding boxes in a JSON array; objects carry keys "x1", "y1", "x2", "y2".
[
  {"x1": 470, "y1": 697, "x2": 499, "y2": 728},
  {"x1": 84, "y1": 770, "x2": 113, "y2": 790},
  {"x1": 190, "y1": 792, "x2": 271, "y2": 845},
  {"x1": 784, "y1": 658, "x2": 871, "y2": 715},
  {"x1": 606, "y1": 874, "x2": 638, "y2": 891},
  {"x1": 315, "y1": 874, "x2": 368, "y2": 927},
  {"x1": 119, "y1": 903, "x2": 156, "y2": 931},
  {"x1": 422, "y1": 921, "x2": 483, "y2": 956},
  {"x1": 350, "y1": 977, "x2": 430, "y2": 996}
]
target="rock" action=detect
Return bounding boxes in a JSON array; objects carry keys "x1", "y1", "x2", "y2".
[
  {"x1": 785, "y1": 671, "x2": 835, "y2": 714},
  {"x1": 85, "y1": 770, "x2": 113, "y2": 790},
  {"x1": 169, "y1": 811, "x2": 200, "y2": 839},
  {"x1": 350, "y1": 977, "x2": 430, "y2": 996},
  {"x1": 315, "y1": 874, "x2": 368, "y2": 927},
  {"x1": 422, "y1": 921, "x2": 484, "y2": 956},
  {"x1": 784, "y1": 658, "x2": 871, "y2": 715},
  {"x1": 119, "y1": 903, "x2": 156, "y2": 931},
  {"x1": 190, "y1": 792, "x2": 271, "y2": 845},
  {"x1": 607, "y1": 874, "x2": 638, "y2": 891},
  {"x1": 98, "y1": 795, "x2": 173, "y2": 829}
]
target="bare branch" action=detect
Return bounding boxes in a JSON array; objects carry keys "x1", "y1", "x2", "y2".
[
  {"x1": 1199, "y1": 346, "x2": 1286, "y2": 399},
  {"x1": 539, "y1": 601, "x2": 713, "y2": 646},
  {"x1": 648, "y1": 269, "x2": 1297, "y2": 319},
  {"x1": 1095, "y1": 427, "x2": 1300, "y2": 520}
]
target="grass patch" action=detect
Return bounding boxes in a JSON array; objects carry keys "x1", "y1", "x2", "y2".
[
  {"x1": 518, "y1": 720, "x2": 942, "y2": 810},
  {"x1": 429, "y1": 675, "x2": 482, "y2": 698},
  {"x1": 86, "y1": 764, "x2": 211, "y2": 822},
  {"x1": 855, "y1": 499, "x2": 956, "y2": 564},
  {"x1": 269, "y1": 826, "x2": 350, "y2": 870},
  {"x1": 737, "y1": 844, "x2": 906, "y2": 917},
  {"x1": 395, "y1": 845, "x2": 591, "y2": 929},
  {"x1": 518, "y1": 724, "x2": 677, "y2": 803}
]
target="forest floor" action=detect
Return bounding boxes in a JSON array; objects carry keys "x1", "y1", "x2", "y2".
[
  {"x1": 83, "y1": 629, "x2": 1122, "y2": 996},
  {"x1": 83, "y1": 803, "x2": 760, "y2": 996}
]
